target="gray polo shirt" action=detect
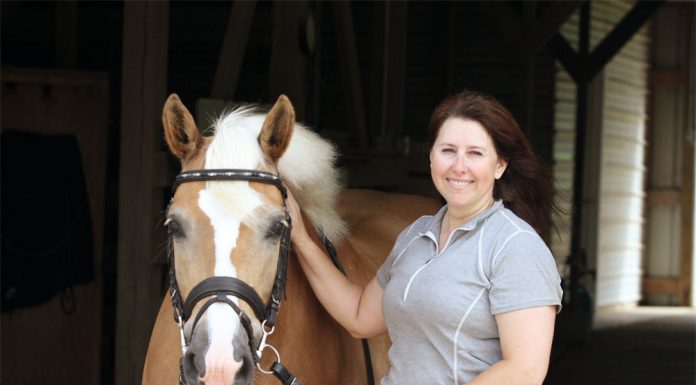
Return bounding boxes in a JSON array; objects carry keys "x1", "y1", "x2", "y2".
[{"x1": 376, "y1": 200, "x2": 562, "y2": 385}]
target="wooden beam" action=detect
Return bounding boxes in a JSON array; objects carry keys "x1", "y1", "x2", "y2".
[
  {"x1": 586, "y1": 0, "x2": 665, "y2": 81},
  {"x1": 567, "y1": 1, "x2": 591, "y2": 311},
  {"x1": 679, "y1": 140, "x2": 694, "y2": 305},
  {"x1": 210, "y1": 1, "x2": 256, "y2": 99},
  {"x1": 116, "y1": 2, "x2": 169, "y2": 385},
  {"x1": 476, "y1": 0, "x2": 582, "y2": 141},
  {"x1": 647, "y1": 188, "x2": 681, "y2": 205},
  {"x1": 55, "y1": 0, "x2": 78, "y2": 68},
  {"x1": 269, "y1": 0, "x2": 308, "y2": 121},
  {"x1": 476, "y1": 2, "x2": 525, "y2": 58},
  {"x1": 651, "y1": 68, "x2": 684, "y2": 88},
  {"x1": 382, "y1": 1, "x2": 407, "y2": 139},
  {"x1": 549, "y1": 33, "x2": 581, "y2": 83},
  {"x1": 642, "y1": 276, "x2": 680, "y2": 295},
  {"x1": 549, "y1": 1, "x2": 663, "y2": 84},
  {"x1": 526, "y1": 1, "x2": 584, "y2": 55},
  {"x1": 521, "y1": 1, "x2": 537, "y2": 139},
  {"x1": 478, "y1": 1, "x2": 583, "y2": 58},
  {"x1": 333, "y1": 1, "x2": 368, "y2": 149}
]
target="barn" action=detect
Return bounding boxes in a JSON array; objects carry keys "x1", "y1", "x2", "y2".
[{"x1": 1, "y1": 1, "x2": 694, "y2": 384}]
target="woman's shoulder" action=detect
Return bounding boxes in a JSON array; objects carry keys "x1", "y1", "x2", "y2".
[
  {"x1": 485, "y1": 207, "x2": 548, "y2": 251},
  {"x1": 487, "y1": 206, "x2": 536, "y2": 233}
]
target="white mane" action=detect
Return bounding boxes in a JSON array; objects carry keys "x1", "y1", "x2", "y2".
[{"x1": 204, "y1": 107, "x2": 346, "y2": 241}]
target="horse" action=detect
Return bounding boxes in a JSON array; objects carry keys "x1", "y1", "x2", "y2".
[{"x1": 142, "y1": 93, "x2": 440, "y2": 385}]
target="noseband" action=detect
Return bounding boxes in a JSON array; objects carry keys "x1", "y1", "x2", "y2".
[{"x1": 168, "y1": 169, "x2": 298, "y2": 384}]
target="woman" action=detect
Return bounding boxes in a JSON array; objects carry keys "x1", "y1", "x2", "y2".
[{"x1": 287, "y1": 89, "x2": 562, "y2": 385}]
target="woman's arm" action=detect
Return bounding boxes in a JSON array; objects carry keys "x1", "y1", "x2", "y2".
[
  {"x1": 466, "y1": 305, "x2": 556, "y2": 385},
  {"x1": 287, "y1": 190, "x2": 387, "y2": 339}
]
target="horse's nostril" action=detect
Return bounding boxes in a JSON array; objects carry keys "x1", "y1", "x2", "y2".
[
  {"x1": 182, "y1": 351, "x2": 204, "y2": 385},
  {"x1": 232, "y1": 353, "x2": 255, "y2": 385}
]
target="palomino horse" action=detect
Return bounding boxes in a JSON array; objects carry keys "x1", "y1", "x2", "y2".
[{"x1": 142, "y1": 94, "x2": 440, "y2": 385}]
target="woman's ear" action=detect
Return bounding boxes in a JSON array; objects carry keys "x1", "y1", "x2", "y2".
[{"x1": 495, "y1": 159, "x2": 508, "y2": 179}]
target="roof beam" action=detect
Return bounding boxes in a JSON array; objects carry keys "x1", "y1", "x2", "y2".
[{"x1": 210, "y1": 1, "x2": 257, "y2": 99}]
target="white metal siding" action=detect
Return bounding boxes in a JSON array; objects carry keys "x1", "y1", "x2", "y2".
[
  {"x1": 596, "y1": 0, "x2": 650, "y2": 308},
  {"x1": 553, "y1": 0, "x2": 650, "y2": 308}
]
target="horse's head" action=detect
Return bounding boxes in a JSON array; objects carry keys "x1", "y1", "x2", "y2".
[{"x1": 162, "y1": 93, "x2": 337, "y2": 385}]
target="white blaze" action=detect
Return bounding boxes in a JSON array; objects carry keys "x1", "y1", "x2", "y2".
[{"x1": 198, "y1": 186, "x2": 262, "y2": 384}]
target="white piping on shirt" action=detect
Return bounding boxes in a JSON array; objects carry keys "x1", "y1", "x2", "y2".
[
  {"x1": 402, "y1": 258, "x2": 433, "y2": 302},
  {"x1": 491, "y1": 212, "x2": 536, "y2": 267},
  {"x1": 453, "y1": 224, "x2": 488, "y2": 385},
  {"x1": 452, "y1": 287, "x2": 487, "y2": 385},
  {"x1": 402, "y1": 223, "x2": 459, "y2": 302}
]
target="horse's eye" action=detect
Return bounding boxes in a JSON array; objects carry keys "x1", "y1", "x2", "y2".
[
  {"x1": 165, "y1": 218, "x2": 184, "y2": 238},
  {"x1": 266, "y1": 220, "x2": 286, "y2": 239}
]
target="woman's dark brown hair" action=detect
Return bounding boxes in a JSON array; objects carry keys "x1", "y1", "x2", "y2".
[{"x1": 427, "y1": 89, "x2": 556, "y2": 243}]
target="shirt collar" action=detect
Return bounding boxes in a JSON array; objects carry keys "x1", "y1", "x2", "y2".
[{"x1": 422, "y1": 200, "x2": 504, "y2": 238}]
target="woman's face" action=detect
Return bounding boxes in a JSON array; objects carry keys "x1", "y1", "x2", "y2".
[{"x1": 429, "y1": 118, "x2": 507, "y2": 214}]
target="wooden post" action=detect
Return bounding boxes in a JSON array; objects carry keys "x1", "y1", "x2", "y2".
[
  {"x1": 382, "y1": 1, "x2": 407, "y2": 141},
  {"x1": 55, "y1": 1, "x2": 77, "y2": 68},
  {"x1": 269, "y1": 0, "x2": 308, "y2": 121},
  {"x1": 210, "y1": 1, "x2": 257, "y2": 99},
  {"x1": 679, "y1": 127, "x2": 694, "y2": 305},
  {"x1": 116, "y1": 2, "x2": 169, "y2": 385},
  {"x1": 333, "y1": 1, "x2": 368, "y2": 149},
  {"x1": 521, "y1": 1, "x2": 537, "y2": 140}
]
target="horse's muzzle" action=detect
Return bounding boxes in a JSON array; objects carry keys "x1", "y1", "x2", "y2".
[{"x1": 182, "y1": 315, "x2": 255, "y2": 385}]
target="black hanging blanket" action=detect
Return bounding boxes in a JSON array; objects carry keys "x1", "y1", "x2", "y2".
[{"x1": 1, "y1": 130, "x2": 94, "y2": 312}]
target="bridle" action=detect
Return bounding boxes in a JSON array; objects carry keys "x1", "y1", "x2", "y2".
[
  {"x1": 167, "y1": 169, "x2": 298, "y2": 384},
  {"x1": 166, "y1": 168, "x2": 375, "y2": 385}
]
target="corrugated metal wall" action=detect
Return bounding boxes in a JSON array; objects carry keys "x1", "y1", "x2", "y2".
[
  {"x1": 553, "y1": 0, "x2": 650, "y2": 308},
  {"x1": 596, "y1": 1, "x2": 650, "y2": 307}
]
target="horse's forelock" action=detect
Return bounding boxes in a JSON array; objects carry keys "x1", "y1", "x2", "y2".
[
  {"x1": 204, "y1": 109, "x2": 266, "y2": 223},
  {"x1": 205, "y1": 107, "x2": 346, "y2": 240}
]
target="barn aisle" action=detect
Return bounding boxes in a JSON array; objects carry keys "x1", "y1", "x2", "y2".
[{"x1": 545, "y1": 307, "x2": 696, "y2": 385}]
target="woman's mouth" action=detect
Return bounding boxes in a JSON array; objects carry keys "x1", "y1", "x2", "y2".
[{"x1": 447, "y1": 178, "x2": 473, "y2": 187}]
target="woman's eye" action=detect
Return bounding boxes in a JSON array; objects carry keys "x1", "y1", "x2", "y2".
[{"x1": 165, "y1": 218, "x2": 184, "y2": 238}]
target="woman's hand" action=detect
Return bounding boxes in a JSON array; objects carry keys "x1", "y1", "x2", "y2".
[
  {"x1": 284, "y1": 187, "x2": 388, "y2": 339},
  {"x1": 285, "y1": 188, "x2": 311, "y2": 246}
]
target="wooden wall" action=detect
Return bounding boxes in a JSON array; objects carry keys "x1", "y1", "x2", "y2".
[
  {"x1": 0, "y1": 68, "x2": 109, "y2": 385},
  {"x1": 644, "y1": 3, "x2": 695, "y2": 306}
]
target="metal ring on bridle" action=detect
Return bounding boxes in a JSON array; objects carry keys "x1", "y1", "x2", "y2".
[{"x1": 255, "y1": 344, "x2": 281, "y2": 375}]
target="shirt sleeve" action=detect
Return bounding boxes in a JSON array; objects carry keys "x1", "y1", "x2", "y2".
[{"x1": 488, "y1": 231, "x2": 563, "y2": 314}]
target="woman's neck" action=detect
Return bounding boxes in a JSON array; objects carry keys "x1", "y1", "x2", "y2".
[{"x1": 442, "y1": 196, "x2": 495, "y2": 232}]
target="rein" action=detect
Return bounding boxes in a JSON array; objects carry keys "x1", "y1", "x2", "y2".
[{"x1": 167, "y1": 169, "x2": 374, "y2": 385}]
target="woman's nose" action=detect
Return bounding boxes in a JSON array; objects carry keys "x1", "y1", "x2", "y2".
[{"x1": 452, "y1": 154, "x2": 467, "y2": 172}]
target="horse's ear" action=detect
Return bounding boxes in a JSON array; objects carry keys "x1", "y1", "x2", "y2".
[
  {"x1": 259, "y1": 94, "x2": 295, "y2": 162},
  {"x1": 162, "y1": 93, "x2": 202, "y2": 161}
]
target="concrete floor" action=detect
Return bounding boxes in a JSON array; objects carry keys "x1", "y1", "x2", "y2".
[{"x1": 545, "y1": 307, "x2": 696, "y2": 385}]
